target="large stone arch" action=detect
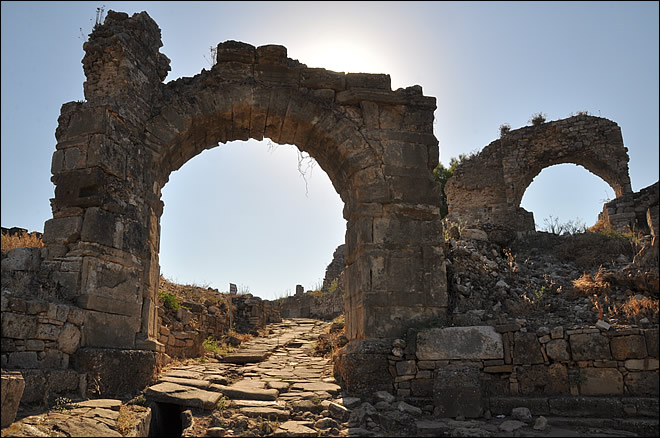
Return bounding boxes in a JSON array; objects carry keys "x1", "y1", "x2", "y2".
[
  {"x1": 40, "y1": 11, "x2": 446, "y2": 393},
  {"x1": 445, "y1": 115, "x2": 633, "y2": 233}
]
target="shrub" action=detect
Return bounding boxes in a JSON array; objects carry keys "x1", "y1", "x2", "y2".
[
  {"x1": 529, "y1": 112, "x2": 547, "y2": 125},
  {"x1": 158, "y1": 290, "x2": 182, "y2": 311},
  {"x1": 499, "y1": 123, "x2": 511, "y2": 137}
]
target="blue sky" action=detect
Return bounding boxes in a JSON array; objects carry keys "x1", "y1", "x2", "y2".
[{"x1": 2, "y1": 1, "x2": 658, "y2": 300}]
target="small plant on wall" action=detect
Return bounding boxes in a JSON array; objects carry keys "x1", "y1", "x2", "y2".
[{"x1": 529, "y1": 112, "x2": 547, "y2": 125}]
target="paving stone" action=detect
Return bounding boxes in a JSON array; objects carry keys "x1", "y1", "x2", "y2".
[
  {"x1": 159, "y1": 376, "x2": 212, "y2": 389},
  {"x1": 273, "y1": 420, "x2": 318, "y2": 437},
  {"x1": 239, "y1": 406, "x2": 291, "y2": 420},
  {"x1": 146, "y1": 381, "x2": 223, "y2": 409}
]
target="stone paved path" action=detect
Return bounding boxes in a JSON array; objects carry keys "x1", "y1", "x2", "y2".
[{"x1": 3, "y1": 318, "x2": 655, "y2": 437}]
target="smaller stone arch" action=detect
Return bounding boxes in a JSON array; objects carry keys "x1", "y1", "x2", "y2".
[{"x1": 445, "y1": 115, "x2": 633, "y2": 235}]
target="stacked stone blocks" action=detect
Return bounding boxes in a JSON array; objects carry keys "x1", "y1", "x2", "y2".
[{"x1": 385, "y1": 324, "x2": 658, "y2": 418}]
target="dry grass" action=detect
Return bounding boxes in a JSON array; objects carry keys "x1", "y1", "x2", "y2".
[
  {"x1": 1, "y1": 231, "x2": 44, "y2": 252},
  {"x1": 158, "y1": 275, "x2": 230, "y2": 309},
  {"x1": 571, "y1": 267, "x2": 612, "y2": 297},
  {"x1": 116, "y1": 404, "x2": 147, "y2": 435},
  {"x1": 619, "y1": 296, "x2": 659, "y2": 321}
]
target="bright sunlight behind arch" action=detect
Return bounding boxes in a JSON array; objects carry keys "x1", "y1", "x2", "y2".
[{"x1": 521, "y1": 164, "x2": 616, "y2": 231}]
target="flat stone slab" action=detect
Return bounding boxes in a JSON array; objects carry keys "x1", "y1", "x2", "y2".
[
  {"x1": 291, "y1": 382, "x2": 341, "y2": 395},
  {"x1": 240, "y1": 406, "x2": 291, "y2": 420},
  {"x1": 146, "y1": 382, "x2": 222, "y2": 409},
  {"x1": 272, "y1": 420, "x2": 317, "y2": 437},
  {"x1": 230, "y1": 399, "x2": 287, "y2": 408},
  {"x1": 417, "y1": 326, "x2": 503, "y2": 360},
  {"x1": 75, "y1": 399, "x2": 122, "y2": 411},
  {"x1": 158, "y1": 376, "x2": 211, "y2": 389},
  {"x1": 213, "y1": 383, "x2": 279, "y2": 401},
  {"x1": 221, "y1": 351, "x2": 271, "y2": 364},
  {"x1": 162, "y1": 369, "x2": 204, "y2": 379}
]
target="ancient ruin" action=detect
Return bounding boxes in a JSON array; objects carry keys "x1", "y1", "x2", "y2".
[
  {"x1": 445, "y1": 115, "x2": 634, "y2": 236},
  {"x1": 1, "y1": 9, "x2": 658, "y2": 437}
]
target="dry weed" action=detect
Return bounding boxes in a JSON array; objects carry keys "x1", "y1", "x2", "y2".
[
  {"x1": 619, "y1": 296, "x2": 659, "y2": 322},
  {"x1": 1, "y1": 231, "x2": 44, "y2": 252},
  {"x1": 571, "y1": 267, "x2": 611, "y2": 297}
]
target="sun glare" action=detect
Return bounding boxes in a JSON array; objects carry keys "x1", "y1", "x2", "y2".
[{"x1": 301, "y1": 40, "x2": 383, "y2": 75}]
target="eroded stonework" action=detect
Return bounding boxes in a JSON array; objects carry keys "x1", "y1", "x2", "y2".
[
  {"x1": 37, "y1": 10, "x2": 446, "y2": 393},
  {"x1": 445, "y1": 115, "x2": 633, "y2": 236}
]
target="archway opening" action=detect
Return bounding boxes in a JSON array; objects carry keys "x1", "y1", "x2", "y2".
[
  {"x1": 159, "y1": 139, "x2": 346, "y2": 300},
  {"x1": 520, "y1": 163, "x2": 615, "y2": 232}
]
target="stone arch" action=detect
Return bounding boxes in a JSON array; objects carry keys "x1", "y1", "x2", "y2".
[
  {"x1": 445, "y1": 115, "x2": 633, "y2": 233},
  {"x1": 41, "y1": 10, "x2": 447, "y2": 392}
]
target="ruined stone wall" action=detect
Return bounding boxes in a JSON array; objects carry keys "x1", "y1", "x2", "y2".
[
  {"x1": 31, "y1": 7, "x2": 447, "y2": 397},
  {"x1": 231, "y1": 294, "x2": 281, "y2": 335},
  {"x1": 278, "y1": 287, "x2": 344, "y2": 321},
  {"x1": 599, "y1": 182, "x2": 659, "y2": 236},
  {"x1": 278, "y1": 244, "x2": 345, "y2": 320},
  {"x1": 445, "y1": 115, "x2": 633, "y2": 234},
  {"x1": 384, "y1": 324, "x2": 658, "y2": 418},
  {"x1": 156, "y1": 297, "x2": 232, "y2": 358}
]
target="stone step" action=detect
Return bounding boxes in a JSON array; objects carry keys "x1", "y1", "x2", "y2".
[
  {"x1": 220, "y1": 351, "x2": 271, "y2": 364},
  {"x1": 158, "y1": 376, "x2": 212, "y2": 389},
  {"x1": 145, "y1": 381, "x2": 223, "y2": 410},
  {"x1": 240, "y1": 406, "x2": 291, "y2": 421},
  {"x1": 213, "y1": 384, "x2": 279, "y2": 401},
  {"x1": 489, "y1": 396, "x2": 659, "y2": 418}
]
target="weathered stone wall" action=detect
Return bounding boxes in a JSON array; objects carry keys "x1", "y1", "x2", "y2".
[
  {"x1": 37, "y1": 9, "x2": 447, "y2": 395},
  {"x1": 155, "y1": 293, "x2": 281, "y2": 358},
  {"x1": 231, "y1": 294, "x2": 282, "y2": 335},
  {"x1": 278, "y1": 244, "x2": 345, "y2": 320},
  {"x1": 278, "y1": 288, "x2": 344, "y2": 321},
  {"x1": 445, "y1": 115, "x2": 633, "y2": 234},
  {"x1": 387, "y1": 324, "x2": 658, "y2": 418},
  {"x1": 599, "y1": 182, "x2": 659, "y2": 236}
]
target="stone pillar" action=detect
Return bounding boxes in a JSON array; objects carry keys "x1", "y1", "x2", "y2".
[{"x1": 42, "y1": 11, "x2": 170, "y2": 353}]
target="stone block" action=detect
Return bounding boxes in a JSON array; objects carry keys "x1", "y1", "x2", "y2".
[
  {"x1": 57, "y1": 323, "x2": 82, "y2": 354},
  {"x1": 548, "y1": 397, "x2": 623, "y2": 417},
  {"x1": 545, "y1": 339, "x2": 570, "y2": 362},
  {"x1": 411, "y1": 378, "x2": 433, "y2": 397},
  {"x1": 71, "y1": 348, "x2": 160, "y2": 397},
  {"x1": 461, "y1": 228, "x2": 489, "y2": 241},
  {"x1": 1, "y1": 370, "x2": 25, "y2": 427},
  {"x1": 570, "y1": 333, "x2": 612, "y2": 361},
  {"x1": 216, "y1": 40, "x2": 256, "y2": 64},
  {"x1": 624, "y1": 372, "x2": 659, "y2": 396},
  {"x1": 81, "y1": 207, "x2": 116, "y2": 247},
  {"x1": 81, "y1": 310, "x2": 140, "y2": 349},
  {"x1": 1, "y1": 247, "x2": 41, "y2": 271},
  {"x1": 516, "y1": 364, "x2": 568, "y2": 395},
  {"x1": 346, "y1": 73, "x2": 391, "y2": 90},
  {"x1": 81, "y1": 257, "x2": 141, "y2": 307},
  {"x1": 643, "y1": 329, "x2": 658, "y2": 357},
  {"x1": 611, "y1": 335, "x2": 648, "y2": 360},
  {"x1": 417, "y1": 326, "x2": 503, "y2": 360},
  {"x1": 433, "y1": 362, "x2": 482, "y2": 418},
  {"x1": 1, "y1": 312, "x2": 37, "y2": 339},
  {"x1": 47, "y1": 369, "x2": 80, "y2": 393},
  {"x1": 624, "y1": 358, "x2": 659, "y2": 371},
  {"x1": 579, "y1": 368, "x2": 623, "y2": 395},
  {"x1": 8, "y1": 351, "x2": 39, "y2": 368},
  {"x1": 42, "y1": 216, "x2": 82, "y2": 244},
  {"x1": 513, "y1": 332, "x2": 544, "y2": 365},
  {"x1": 35, "y1": 323, "x2": 61, "y2": 341},
  {"x1": 396, "y1": 360, "x2": 417, "y2": 376}
]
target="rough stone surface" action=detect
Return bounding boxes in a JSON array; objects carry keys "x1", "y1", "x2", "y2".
[
  {"x1": 1, "y1": 370, "x2": 25, "y2": 427},
  {"x1": 417, "y1": 326, "x2": 503, "y2": 360},
  {"x1": 445, "y1": 114, "x2": 633, "y2": 234}
]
